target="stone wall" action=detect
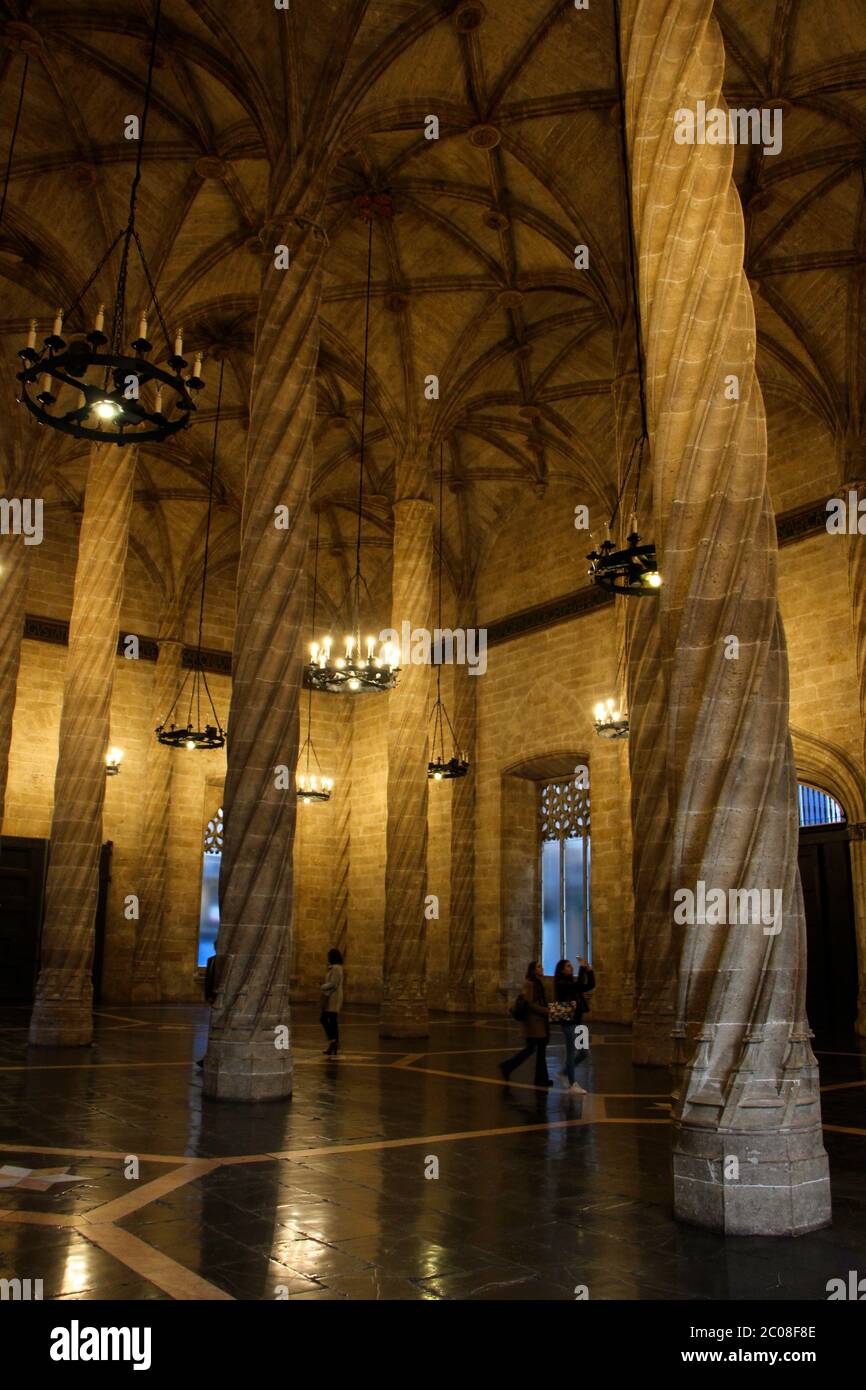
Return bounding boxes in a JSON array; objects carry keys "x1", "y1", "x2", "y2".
[{"x1": 3, "y1": 481, "x2": 864, "y2": 1021}]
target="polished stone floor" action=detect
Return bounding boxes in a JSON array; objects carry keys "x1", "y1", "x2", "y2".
[{"x1": 0, "y1": 1003, "x2": 864, "y2": 1301}]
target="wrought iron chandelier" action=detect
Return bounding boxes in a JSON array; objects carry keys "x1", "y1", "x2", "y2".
[
  {"x1": 155, "y1": 360, "x2": 227, "y2": 751},
  {"x1": 428, "y1": 445, "x2": 469, "y2": 782},
  {"x1": 305, "y1": 196, "x2": 398, "y2": 694},
  {"x1": 588, "y1": 0, "x2": 660, "y2": 598},
  {"x1": 14, "y1": 0, "x2": 204, "y2": 446},
  {"x1": 593, "y1": 588, "x2": 630, "y2": 739},
  {"x1": 298, "y1": 510, "x2": 333, "y2": 802},
  {"x1": 594, "y1": 698, "x2": 629, "y2": 740}
]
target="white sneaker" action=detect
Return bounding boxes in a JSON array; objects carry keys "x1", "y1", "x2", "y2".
[{"x1": 569, "y1": 1083, "x2": 586, "y2": 1093}]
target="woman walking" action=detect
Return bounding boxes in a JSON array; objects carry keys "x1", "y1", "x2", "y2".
[
  {"x1": 320, "y1": 947, "x2": 344, "y2": 1057},
  {"x1": 499, "y1": 961, "x2": 552, "y2": 1087},
  {"x1": 553, "y1": 956, "x2": 595, "y2": 1088}
]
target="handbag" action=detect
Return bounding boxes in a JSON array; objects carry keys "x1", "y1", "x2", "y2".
[
  {"x1": 548, "y1": 1000, "x2": 576, "y2": 1023},
  {"x1": 510, "y1": 993, "x2": 529, "y2": 1022}
]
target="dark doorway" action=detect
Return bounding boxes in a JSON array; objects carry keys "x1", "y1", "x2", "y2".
[
  {"x1": 0, "y1": 837, "x2": 112, "y2": 1004},
  {"x1": 798, "y1": 826, "x2": 858, "y2": 1038},
  {"x1": 0, "y1": 837, "x2": 49, "y2": 1003}
]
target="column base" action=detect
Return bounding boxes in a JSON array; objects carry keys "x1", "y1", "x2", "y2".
[
  {"x1": 673, "y1": 1124, "x2": 832, "y2": 1235},
  {"x1": 445, "y1": 986, "x2": 474, "y2": 1014},
  {"x1": 130, "y1": 978, "x2": 161, "y2": 1004},
  {"x1": 28, "y1": 995, "x2": 93, "y2": 1048},
  {"x1": 380, "y1": 1004, "x2": 429, "y2": 1039},
  {"x1": 202, "y1": 1036, "x2": 293, "y2": 1102},
  {"x1": 632, "y1": 1014, "x2": 674, "y2": 1067}
]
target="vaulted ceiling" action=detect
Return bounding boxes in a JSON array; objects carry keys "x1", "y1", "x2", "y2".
[{"x1": 1, "y1": 0, "x2": 864, "y2": 634}]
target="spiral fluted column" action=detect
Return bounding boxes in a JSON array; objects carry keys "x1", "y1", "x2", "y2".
[
  {"x1": 29, "y1": 445, "x2": 137, "y2": 1047},
  {"x1": 447, "y1": 593, "x2": 476, "y2": 1013},
  {"x1": 131, "y1": 633, "x2": 182, "y2": 1002},
  {"x1": 0, "y1": 464, "x2": 32, "y2": 832},
  {"x1": 333, "y1": 703, "x2": 353, "y2": 958},
  {"x1": 839, "y1": 433, "x2": 866, "y2": 1034},
  {"x1": 203, "y1": 215, "x2": 325, "y2": 1101},
  {"x1": 621, "y1": 0, "x2": 830, "y2": 1233},
  {"x1": 612, "y1": 330, "x2": 675, "y2": 1059},
  {"x1": 381, "y1": 464, "x2": 433, "y2": 1037}
]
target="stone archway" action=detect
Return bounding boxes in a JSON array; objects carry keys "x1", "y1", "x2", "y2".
[
  {"x1": 792, "y1": 727, "x2": 866, "y2": 1035},
  {"x1": 498, "y1": 749, "x2": 592, "y2": 1005}
]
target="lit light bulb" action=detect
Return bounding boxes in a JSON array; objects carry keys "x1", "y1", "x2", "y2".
[
  {"x1": 185, "y1": 739, "x2": 196, "y2": 751},
  {"x1": 367, "y1": 636, "x2": 375, "y2": 661},
  {"x1": 311, "y1": 642, "x2": 319, "y2": 663},
  {"x1": 95, "y1": 399, "x2": 120, "y2": 421},
  {"x1": 433, "y1": 770, "x2": 443, "y2": 781},
  {"x1": 335, "y1": 657, "x2": 346, "y2": 669},
  {"x1": 348, "y1": 677, "x2": 360, "y2": 690},
  {"x1": 594, "y1": 703, "x2": 605, "y2": 721},
  {"x1": 303, "y1": 796, "x2": 311, "y2": 804},
  {"x1": 644, "y1": 571, "x2": 662, "y2": 589}
]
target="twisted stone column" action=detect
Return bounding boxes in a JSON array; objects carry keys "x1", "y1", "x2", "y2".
[
  {"x1": 130, "y1": 633, "x2": 182, "y2": 1002},
  {"x1": 622, "y1": 0, "x2": 830, "y2": 1233},
  {"x1": 447, "y1": 592, "x2": 476, "y2": 1012},
  {"x1": 203, "y1": 214, "x2": 325, "y2": 1100},
  {"x1": 29, "y1": 445, "x2": 137, "y2": 1047},
  {"x1": 381, "y1": 464, "x2": 433, "y2": 1037},
  {"x1": 333, "y1": 702, "x2": 353, "y2": 958},
  {"x1": 0, "y1": 458, "x2": 33, "y2": 832},
  {"x1": 839, "y1": 434, "x2": 866, "y2": 1034},
  {"x1": 612, "y1": 332, "x2": 675, "y2": 1058}
]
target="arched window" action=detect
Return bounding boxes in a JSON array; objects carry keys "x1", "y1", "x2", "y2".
[
  {"x1": 798, "y1": 783, "x2": 845, "y2": 829},
  {"x1": 539, "y1": 780, "x2": 591, "y2": 975},
  {"x1": 198, "y1": 806, "x2": 223, "y2": 967},
  {"x1": 204, "y1": 807, "x2": 224, "y2": 854}
]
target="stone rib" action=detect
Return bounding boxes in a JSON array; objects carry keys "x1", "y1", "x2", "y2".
[
  {"x1": 622, "y1": 0, "x2": 830, "y2": 1233},
  {"x1": 203, "y1": 218, "x2": 325, "y2": 1101},
  {"x1": 29, "y1": 445, "x2": 137, "y2": 1047}
]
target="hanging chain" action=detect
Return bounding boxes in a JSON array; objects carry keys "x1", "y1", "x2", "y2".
[
  {"x1": 305, "y1": 506, "x2": 323, "y2": 776},
  {"x1": 193, "y1": 357, "x2": 224, "y2": 663},
  {"x1": 610, "y1": 0, "x2": 650, "y2": 532},
  {"x1": 353, "y1": 215, "x2": 374, "y2": 632}
]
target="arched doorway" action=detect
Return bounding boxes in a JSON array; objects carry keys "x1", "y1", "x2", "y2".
[{"x1": 797, "y1": 782, "x2": 858, "y2": 1038}]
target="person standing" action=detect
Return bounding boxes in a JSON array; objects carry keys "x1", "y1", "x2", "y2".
[
  {"x1": 499, "y1": 961, "x2": 552, "y2": 1088},
  {"x1": 552, "y1": 956, "x2": 594, "y2": 1088},
  {"x1": 320, "y1": 947, "x2": 344, "y2": 1057}
]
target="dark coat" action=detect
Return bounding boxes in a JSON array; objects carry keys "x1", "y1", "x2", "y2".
[
  {"x1": 554, "y1": 967, "x2": 595, "y2": 1016},
  {"x1": 521, "y1": 977, "x2": 550, "y2": 1039}
]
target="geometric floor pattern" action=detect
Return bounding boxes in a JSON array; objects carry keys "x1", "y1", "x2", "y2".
[{"x1": 1, "y1": 1004, "x2": 864, "y2": 1300}]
